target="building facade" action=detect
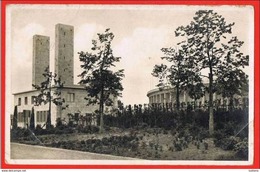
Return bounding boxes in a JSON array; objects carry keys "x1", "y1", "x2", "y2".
[
  {"x1": 147, "y1": 86, "x2": 248, "y2": 110},
  {"x1": 13, "y1": 23, "x2": 116, "y2": 128},
  {"x1": 55, "y1": 24, "x2": 74, "y2": 86},
  {"x1": 32, "y1": 35, "x2": 50, "y2": 87}
]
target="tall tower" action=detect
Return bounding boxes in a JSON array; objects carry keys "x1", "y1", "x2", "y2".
[
  {"x1": 32, "y1": 35, "x2": 50, "y2": 87},
  {"x1": 55, "y1": 23, "x2": 74, "y2": 86}
]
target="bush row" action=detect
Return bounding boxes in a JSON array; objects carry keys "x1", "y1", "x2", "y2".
[
  {"x1": 45, "y1": 135, "x2": 138, "y2": 155},
  {"x1": 11, "y1": 124, "x2": 100, "y2": 141}
]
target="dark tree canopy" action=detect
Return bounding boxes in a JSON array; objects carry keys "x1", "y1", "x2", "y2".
[
  {"x1": 215, "y1": 36, "x2": 249, "y2": 99},
  {"x1": 29, "y1": 107, "x2": 35, "y2": 130},
  {"x1": 78, "y1": 28, "x2": 124, "y2": 132},
  {"x1": 168, "y1": 10, "x2": 248, "y2": 135},
  {"x1": 13, "y1": 105, "x2": 18, "y2": 129},
  {"x1": 152, "y1": 44, "x2": 204, "y2": 111}
]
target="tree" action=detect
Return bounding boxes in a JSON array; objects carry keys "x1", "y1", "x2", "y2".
[
  {"x1": 117, "y1": 100, "x2": 124, "y2": 116},
  {"x1": 29, "y1": 107, "x2": 35, "y2": 130},
  {"x1": 215, "y1": 36, "x2": 249, "y2": 109},
  {"x1": 175, "y1": 10, "x2": 249, "y2": 135},
  {"x1": 152, "y1": 48, "x2": 184, "y2": 111},
  {"x1": 78, "y1": 28, "x2": 124, "y2": 133},
  {"x1": 32, "y1": 66, "x2": 66, "y2": 129},
  {"x1": 152, "y1": 46, "x2": 203, "y2": 111},
  {"x1": 13, "y1": 105, "x2": 18, "y2": 129}
]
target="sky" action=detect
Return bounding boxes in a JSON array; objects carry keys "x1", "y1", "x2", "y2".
[{"x1": 6, "y1": 5, "x2": 253, "y2": 107}]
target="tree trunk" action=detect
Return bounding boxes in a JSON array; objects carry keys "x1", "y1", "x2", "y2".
[
  {"x1": 176, "y1": 84, "x2": 180, "y2": 111},
  {"x1": 47, "y1": 91, "x2": 51, "y2": 129},
  {"x1": 99, "y1": 88, "x2": 104, "y2": 133},
  {"x1": 229, "y1": 95, "x2": 234, "y2": 111},
  {"x1": 208, "y1": 72, "x2": 214, "y2": 136},
  {"x1": 99, "y1": 50, "x2": 105, "y2": 133}
]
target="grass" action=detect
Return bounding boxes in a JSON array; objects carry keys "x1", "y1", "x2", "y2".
[{"x1": 13, "y1": 127, "x2": 239, "y2": 160}]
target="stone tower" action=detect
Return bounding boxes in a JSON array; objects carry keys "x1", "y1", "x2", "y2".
[
  {"x1": 32, "y1": 35, "x2": 50, "y2": 87},
  {"x1": 55, "y1": 23, "x2": 74, "y2": 86}
]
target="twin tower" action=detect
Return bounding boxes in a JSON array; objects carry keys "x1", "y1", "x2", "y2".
[{"x1": 32, "y1": 23, "x2": 74, "y2": 87}]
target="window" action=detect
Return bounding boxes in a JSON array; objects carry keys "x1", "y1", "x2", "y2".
[
  {"x1": 18, "y1": 112, "x2": 23, "y2": 122},
  {"x1": 67, "y1": 93, "x2": 75, "y2": 102},
  {"x1": 40, "y1": 111, "x2": 43, "y2": 122},
  {"x1": 31, "y1": 96, "x2": 36, "y2": 104},
  {"x1": 36, "y1": 112, "x2": 39, "y2": 122},
  {"x1": 24, "y1": 110, "x2": 30, "y2": 119},
  {"x1": 36, "y1": 111, "x2": 48, "y2": 122},
  {"x1": 25, "y1": 97, "x2": 28, "y2": 105},
  {"x1": 44, "y1": 111, "x2": 48, "y2": 122},
  {"x1": 18, "y1": 98, "x2": 21, "y2": 106},
  {"x1": 17, "y1": 111, "x2": 30, "y2": 122}
]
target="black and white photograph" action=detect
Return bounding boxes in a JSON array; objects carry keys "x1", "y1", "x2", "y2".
[{"x1": 4, "y1": 4, "x2": 254, "y2": 165}]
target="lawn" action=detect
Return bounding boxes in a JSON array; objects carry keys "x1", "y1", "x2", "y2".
[{"x1": 13, "y1": 127, "x2": 238, "y2": 160}]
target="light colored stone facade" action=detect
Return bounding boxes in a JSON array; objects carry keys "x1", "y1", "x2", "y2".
[
  {"x1": 147, "y1": 86, "x2": 247, "y2": 108},
  {"x1": 14, "y1": 90, "x2": 53, "y2": 128},
  {"x1": 55, "y1": 24, "x2": 74, "y2": 86},
  {"x1": 13, "y1": 86, "x2": 103, "y2": 128},
  {"x1": 12, "y1": 23, "x2": 117, "y2": 128},
  {"x1": 32, "y1": 35, "x2": 50, "y2": 87},
  {"x1": 147, "y1": 87, "x2": 207, "y2": 105}
]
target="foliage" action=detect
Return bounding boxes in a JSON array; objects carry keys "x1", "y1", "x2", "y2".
[
  {"x1": 11, "y1": 127, "x2": 30, "y2": 141},
  {"x1": 34, "y1": 124, "x2": 55, "y2": 135},
  {"x1": 215, "y1": 136, "x2": 241, "y2": 150},
  {"x1": 234, "y1": 138, "x2": 248, "y2": 159},
  {"x1": 215, "y1": 37, "x2": 249, "y2": 100},
  {"x1": 54, "y1": 127, "x2": 74, "y2": 135},
  {"x1": 77, "y1": 125, "x2": 100, "y2": 134},
  {"x1": 78, "y1": 28, "x2": 124, "y2": 132},
  {"x1": 55, "y1": 117, "x2": 64, "y2": 129},
  {"x1": 152, "y1": 49, "x2": 184, "y2": 111},
  {"x1": 13, "y1": 105, "x2": 18, "y2": 129},
  {"x1": 174, "y1": 10, "x2": 249, "y2": 135},
  {"x1": 152, "y1": 46, "x2": 205, "y2": 111},
  {"x1": 29, "y1": 107, "x2": 35, "y2": 130},
  {"x1": 32, "y1": 66, "x2": 67, "y2": 129}
]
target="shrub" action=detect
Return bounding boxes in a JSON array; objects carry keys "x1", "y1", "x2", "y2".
[
  {"x1": 213, "y1": 130, "x2": 226, "y2": 147},
  {"x1": 11, "y1": 127, "x2": 30, "y2": 140},
  {"x1": 56, "y1": 118, "x2": 63, "y2": 127},
  {"x1": 45, "y1": 127, "x2": 55, "y2": 135},
  {"x1": 234, "y1": 138, "x2": 248, "y2": 160},
  {"x1": 104, "y1": 126, "x2": 111, "y2": 131},
  {"x1": 54, "y1": 127, "x2": 74, "y2": 135},
  {"x1": 80, "y1": 125, "x2": 99, "y2": 134},
  {"x1": 174, "y1": 141, "x2": 182, "y2": 151},
  {"x1": 34, "y1": 124, "x2": 44, "y2": 135},
  {"x1": 198, "y1": 130, "x2": 209, "y2": 140},
  {"x1": 217, "y1": 136, "x2": 241, "y2": 150},
  {"x1": 137, "y1": 122, "x2": 148, "y2": 129},
  {"x1": 223, "y1": 122, "x2": 235, "y2": 136}
]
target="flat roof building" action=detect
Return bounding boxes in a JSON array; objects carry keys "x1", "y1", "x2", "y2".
[{"x1": 13, "y1": 24, "x2": 116, "y2": 128}]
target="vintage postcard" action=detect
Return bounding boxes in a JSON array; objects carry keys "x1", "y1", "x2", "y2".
[{"x1": 2, "y1": 1, "x2": 259, "y2": 169}]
